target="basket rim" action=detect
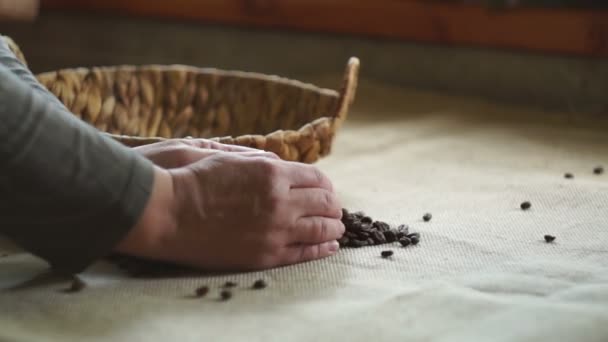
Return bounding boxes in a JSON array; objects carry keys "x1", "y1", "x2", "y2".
[{"x1": 37, "y1": 64, "x2": 341, "y2": 98}]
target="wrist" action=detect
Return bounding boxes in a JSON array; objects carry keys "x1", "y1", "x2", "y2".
[{"x1": 115, "y1": 166, "x2": 179, "y2": 258}]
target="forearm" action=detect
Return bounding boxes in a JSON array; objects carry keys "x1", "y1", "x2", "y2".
[{"x1": 0, "y1": 64, "x2": 155, "y2": 274}]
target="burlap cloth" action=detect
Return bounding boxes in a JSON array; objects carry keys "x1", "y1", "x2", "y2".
[{"x1": 1, "y1": 78, "x2": 607, "y2": 342}]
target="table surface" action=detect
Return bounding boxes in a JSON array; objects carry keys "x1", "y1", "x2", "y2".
[{"x1": 2, "y1": 78, "x2": 608, "y2": 342}]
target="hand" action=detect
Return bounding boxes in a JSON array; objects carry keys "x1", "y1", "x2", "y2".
[
  {"x1": 134, "y1": 138, "x2": 278, "y2": 169},
  {"x1": 117, "y1": 151, "x2": 344, "y2": 271}
]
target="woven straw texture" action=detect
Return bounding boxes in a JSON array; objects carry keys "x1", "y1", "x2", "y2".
[{"x1": 33, "y1": 59, "x2": 359, "y2": 163}]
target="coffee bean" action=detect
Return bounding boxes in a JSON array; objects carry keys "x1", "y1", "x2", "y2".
[
  {"x1": 361, "y1": 216, "x2": 373, "y2": 224},
  {"x1": 342, "y1": 208, "x2": 350, "y2": 218},
  {"x1": 252, "y1": 279, "x2": 267, "y2": 290},
  {"x1": 423, "y1": 213, "x2": 432, "y2": 222},
  {"x1": 381, "y1": 250, "x2": 394, "y2": 258},
  {"x1": 398, "y1": 237, "x2": 411, "y2": 247},
  {"x1": 397, "y1": 224, "x2": 409, "y2": 235},
  {"x1": 223, "y1": 281, "x2": 237, "y2": 288},
  {"x1": 383, "y1": 230, "x2": 397, "y2": 243},
  {"x1": 220, "y1": 290, "x2": 232, "y2": 301},
  {"x1": 349, "y1": 239, "x2": 367, "y2": 248},
  {"x1": 195, "y1": 286, "x2": 209, "y2": 297},
  {"x1": 372, "y1": 230, "x2": 387, "y2": 244},
  {"x1": 520, "y1": 201, "x2": 532, "y2": 210},
  {"x1": 345, "y1": 232, "x2": 358, "y2": 239},
  {"x1": 373, "y1": 221, "x2": 391, "y2": 232},
  {"x1": 353, "y1": 211, "x2": 365, "y2": 218},
  {"x1": 338, "y1": 236, "x2": 350, "y2": 246},
  {"x1": 544, "y1": 235, "x2": 556, "y2": 243},
  {"x1": 410, "y1": 236, "x2": 420, "y2": 245},
  {"x1": 366, "y1": 238, "x2": 375, "y2": 245},
  {"x1": 593, "y1": 166, "x2": 604, "y2": 175},
  {"x1": 65, "y1": 276, "x2": 86, "y2": 293},
  {"x1": 358, "y1": 231, "x2": 371, "y2": 238},
  {"x1": 564, "y1": 173, "x2": 574, "y2": 179},
  {"x1": 407, "y1": 232, "x2": 420, "y2": 239}
]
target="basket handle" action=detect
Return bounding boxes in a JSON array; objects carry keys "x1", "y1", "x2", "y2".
[{"x1": 332, "y1": 57, "x2": 360, "y2": 122}]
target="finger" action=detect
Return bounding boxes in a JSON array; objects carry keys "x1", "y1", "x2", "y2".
[
  {"x1": 288, "y1": 188, "x2": 342, "y2": 218},
  {"x1": 232, "y1": 151, "x2": 281, "y2": 160},
  {"x1": 281, "y1": 241, "x2": 340, "y2": 265},
  {"x1": 291, "y1": 216, "x2": 345, "y2": 244},
  {"x1": 282, "y1": 163, "x2": 333, "y2": 190},
  {"x1": 184, "y1": 138, "x2": 275, "y2": 155}
]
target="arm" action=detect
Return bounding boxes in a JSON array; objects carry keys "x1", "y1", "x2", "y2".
[
  {"x1": 0, "y1": 63, "x2": 157, "y2": 274},
  {"x1": 0, "y1": 36, "x2": 68, "y2": 112}
]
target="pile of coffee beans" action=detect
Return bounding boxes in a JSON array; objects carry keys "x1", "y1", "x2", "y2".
[{"x1": 339, "y1": 209, "x2": 421, "y2": 248}]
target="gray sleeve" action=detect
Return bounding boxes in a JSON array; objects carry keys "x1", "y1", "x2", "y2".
[
  {"x1": 0, "y1": 57, "x2": 155, "y2": 274},
  {"x1": 0, "y1": 37, "x2": 69, "y2": 112}
]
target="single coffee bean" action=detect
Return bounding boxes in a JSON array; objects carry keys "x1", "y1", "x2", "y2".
[
  {"x1": 252, "y1": 279, "x2": 267, "y2": 290},
  {"x1": 423, "y1": 213, "x2": 432, "y2": 222},
  {"x1": 397, "y1": 224, "x2": 409, "y2": 235},
  {"x1": 381, "y1": 250, "x2": 394, "y2": 258},
  {"x1": 593, "y1": 166, "x2": 604, "y2": 175},
  {"x1": 223, "y1": 281, "x2": 237, "y2": 288},
  {"x1": 358, "y1": 231, "x2": 371, "y2": 238},
  {"x1": 398, "y1": 237, "x2": 411, "y2": 247},
  {"x1": 338, "y1": 236, "x2": 350, "y2": 246},
  {"x1": 372, "y1": 230, "x2": 387, "y2": 244},
  {"x1": 410, "y1": 236, "x2": 420, "y2": 245},
  {"x1": 564, "y1": 173, "x2": 574, "y2": 179},
  {"x1": 220, "y1": 290, "x2": 232, "y2": 301},
  {"x1": 195, "y1": 286, "x2": 209, "y2": 297},
  {"x1": 366, "y1": 238, "x2": 375, "y2": 245},
  {"x1": 383, "y1": 230, "x2": 397, "y2": 243},
  {"x1": 65, "y1": 276, "x2": 86, "y2": 293},
  {"x1": 345, "y1": 231, "x2": 358, "y2": 239},
  {"x1": 361, "y1": 216, "x2": 373, "y2": 224},
  {"x1": 544, "y1": 235, "x2": 556, "y2": 243},
  {"x1": 342, "y1": 208, "x2": 350, "y2": 217},
  {"x1": 349, "y1": 239, "x2": 367, "y2": 248},
  {"x1": 373, "y1": 221, "x2": 391, "y2": 232},
  {"x1": 353, "y1": 211, "x2": 365, "y2": 218},
  {"x1": 407, "y1": 232, "x2": 420, "y2": 239},
  {"x1": 520, "y1": 201, "x2": 532, "y2": 210}
]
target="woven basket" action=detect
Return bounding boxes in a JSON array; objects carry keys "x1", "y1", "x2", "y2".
[{"x1": 32, "y1": 56, "x2": 359, "y2": 163}]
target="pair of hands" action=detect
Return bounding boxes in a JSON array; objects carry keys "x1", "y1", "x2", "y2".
[{"x1": 116, "y1": 139, "x2": 345, "y2": 271}]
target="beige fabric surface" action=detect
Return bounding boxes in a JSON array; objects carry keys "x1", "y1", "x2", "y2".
[{"x1": 1, "y1": 79, "x2": 608, "y2": 342}]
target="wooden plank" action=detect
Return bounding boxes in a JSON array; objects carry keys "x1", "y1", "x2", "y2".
[{"x1": 40, "y1": 0, "x2": 608, "y2": 57}]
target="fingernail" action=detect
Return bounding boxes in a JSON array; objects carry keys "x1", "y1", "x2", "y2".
[{"x1": 328, "y1": 240, "x2": 340, "y2": 253}]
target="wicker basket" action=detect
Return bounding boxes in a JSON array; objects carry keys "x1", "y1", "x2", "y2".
[{"x1": 32, "y1": 56, "x2": 359, "y2": 163}]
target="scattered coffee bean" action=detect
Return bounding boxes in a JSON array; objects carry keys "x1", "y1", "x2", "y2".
[
  {"x1": 195, "y1": 286, "x2": 209, "y2": 298},
  {"x1": 223, "y1": 281, "x2": 237, "y2": 288},
  {"x1": 64, "y1": 276, "x2": 86, "y2": 293},
  {"x1": 220, "y1": 290, "x2": 232, "y2": 301},
  {"x1": 398, "y1": 237, "x2": 411, "y2": 247},
  {"x1": 520, "y1": 201, "x2": 532, "y2": 210},
  {"x1": 423, "y1": 213, "x2": 432, "y2": 222},
  {"x1": 544, "y1": 235, "x2": 556, "y2": 243},
  {"x1": 381, "y1": 250, "x2": 394, "y2": 258},
  {"x1": 593, "y1": 166, "x2": 604, "y2": 175},
  {"x1": 564, "y1": 173, "x2": 574, "y2": 179},
  {"x1": 410, "y1": 236, "x2": 420, "y2": 245},
  {"x1": 252, "y1": 279, "x2": 267, "y2": 290}
]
